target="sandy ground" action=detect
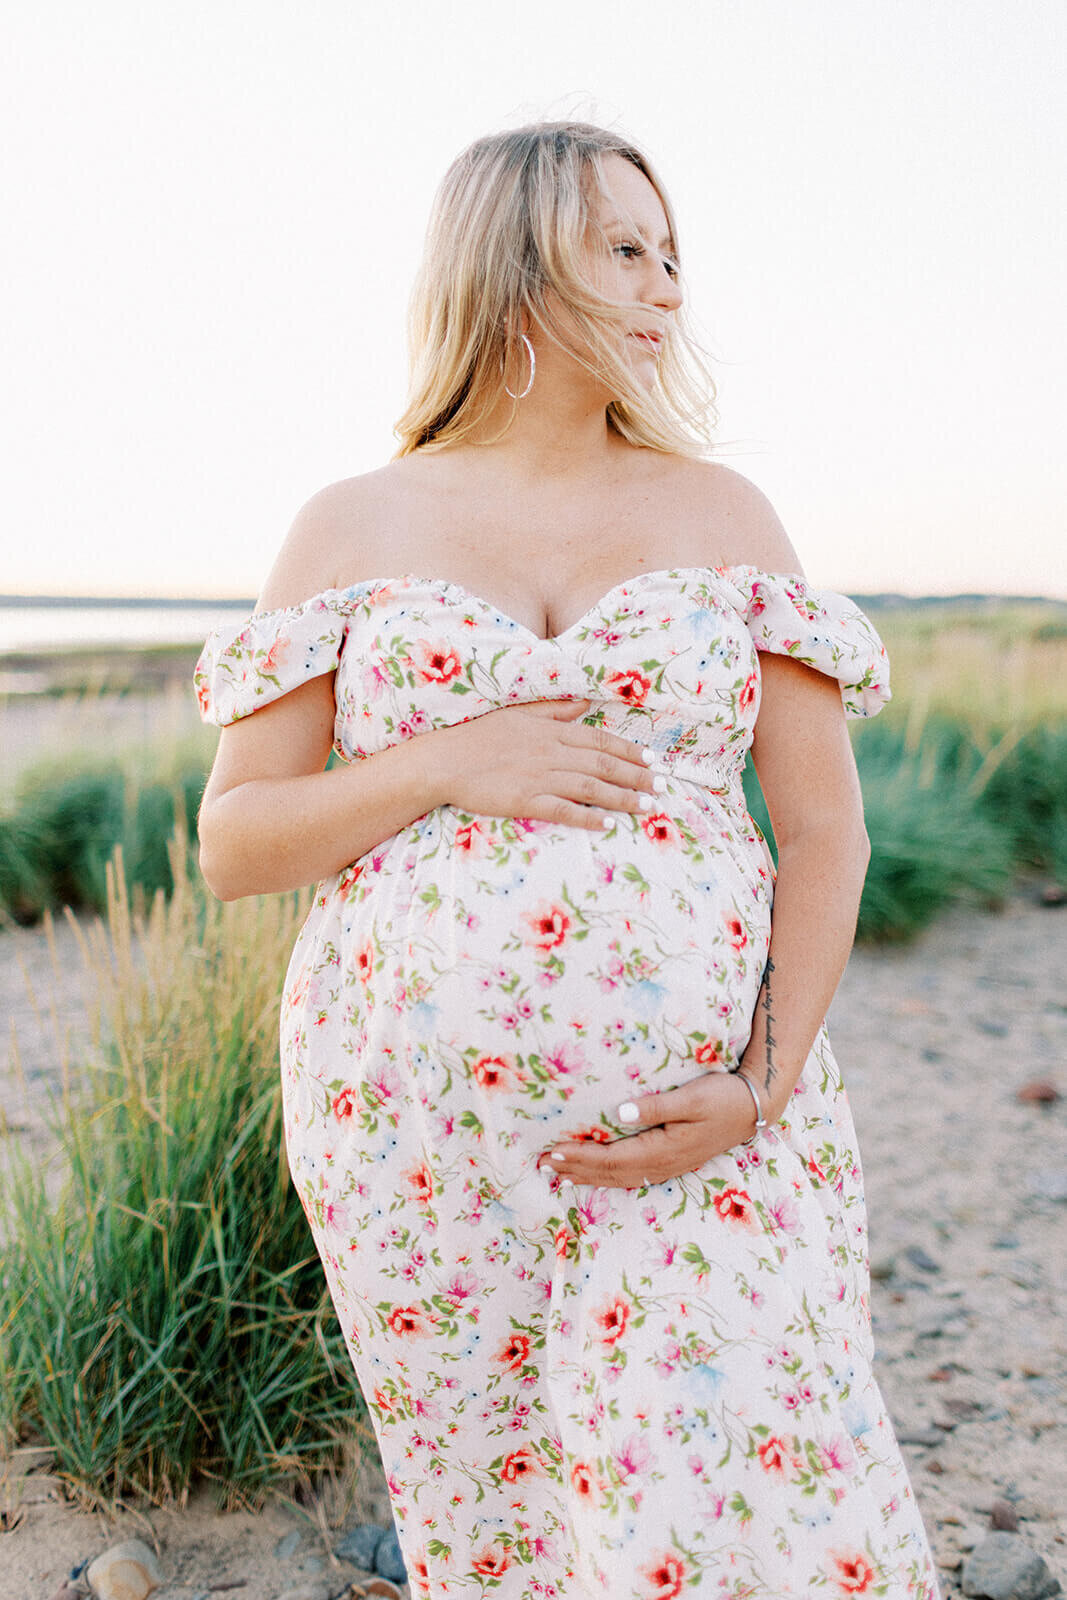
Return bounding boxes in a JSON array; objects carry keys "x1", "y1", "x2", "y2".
[{"x1": 1, "y1": 890, "x2": 1064, "y2": 1600}]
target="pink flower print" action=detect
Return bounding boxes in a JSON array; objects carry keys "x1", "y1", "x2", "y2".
[
  {"x1": 385, "y1": 1303, "x2": 436, "y2": 1338},
  {"x1": 360, "y1": 659, "x2": 390, "y2": 700},
  {"x1": 543, "y1": 1039, "x2": 584, "y2": 1078},
  {"x1": 521, "y1": 900, "x2": 571, "y2": 953},
  {"x1": 261, "y1": 633, "x2": 292, "y2": 674},
  {"x1": 570, "y1": 1460, "x2": 604, "y2": 1506},
  {"x1": 443, "y1": 1268, "x2": 480, "y2": 1306},
  {"x1": 414, "y1": 638, "x2": 463, "y2": 684},
  {"x1": 322, "y1": 1198, "x2": 350, "y2": 1232},
  {"x1": 739, "y1": 671, "x2": 759, "y2": 711},
  {"x1": 454, "y1": 819, "x2": 490, "y2": 856},
  {"x1": 693, "y1": 1040, "x2": 721, "y2": 1067},
  {"x1": 576, "y1": 1190, "x2": 610, "y2": 1228},
  {"x1": 768, "y1": 1196, "x2": 801, "y2": 1236},
  {"x1": 404, "y1": 1162, "x2": 434, "y2": 1207},
  {"x1": 819, "y1": 1434, "x2": 857, "y2": 1473},
  {"x1": 614, "y1": 1432, "x2": 654, "y2": 1482},
  {"x1": 757, "y1": 1435, "x2": 795, "y2": 1479},
  {"x1": 724, "y1": 913, "x2": 747, "y2": 950}
]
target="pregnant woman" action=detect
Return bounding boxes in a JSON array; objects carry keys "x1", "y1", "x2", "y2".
[{"x1": 195, "y1": 122, "x2": 940, "y2": 1599}]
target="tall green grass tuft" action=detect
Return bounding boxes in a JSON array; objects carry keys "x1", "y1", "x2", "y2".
[
  {"x1": 0, "y1": 748, "x2": 208, "y2": 924},
  {"x1": 0, "y1": 839, "x2": 368, "y2": 1508}
]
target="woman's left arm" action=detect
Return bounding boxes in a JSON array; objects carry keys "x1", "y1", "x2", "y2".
[{"x1": 541, "y1": 651, "x2": 871, "y2": 1187}]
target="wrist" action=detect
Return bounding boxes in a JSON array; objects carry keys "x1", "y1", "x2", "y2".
[{"x1": 732, "y1": 1069, "x2": 767, "y2": 1146}]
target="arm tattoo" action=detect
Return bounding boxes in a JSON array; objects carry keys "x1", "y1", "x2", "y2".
[{"x1": 760, "y1": 955, "x2": 777, "y2": 1097}]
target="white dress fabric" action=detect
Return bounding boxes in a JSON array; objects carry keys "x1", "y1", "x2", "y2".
[{"x1": 196, "y1": 566, "x2": 940, "y2": 1600}]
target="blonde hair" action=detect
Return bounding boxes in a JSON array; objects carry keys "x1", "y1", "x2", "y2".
[{"x1": 393, "y1": 121, "x2": 717, "y2": 457}]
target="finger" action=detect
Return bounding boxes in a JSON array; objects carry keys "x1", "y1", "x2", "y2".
[
  {"x1": 518, "y1": 698, "x2": 592, "y2": 718},
  {"x1": 614, "y1": 1075, "x2": 717, "y2": 1129},
  {"x1": 548, "y1": 1124, "x2": 691, "y2": 1188}
]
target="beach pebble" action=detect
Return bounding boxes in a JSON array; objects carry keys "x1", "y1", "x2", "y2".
[
  {"x1": 364, "y1": 1582, "x2": 403, "y2": 1599},
  {"x1": 375, "y1": 1526, "x2": 407, "y2": 1583},
  {"x1": 904, "y1": 1244, "x2": 942, "y2": 1274},
  {"x1": 1015, "y1": 1079, "x2": 1060, "y2": 1104},
  {"x1": 961, "y1": 1532, "x2": 1062, "y2": 1598},
  {"x1": 86, "y1": 1540, "x2": 163, "y2": 1600},
  {"x1": 991, "y1": 1499, "x2": 1022, "y2": 1532},
  {"x1": 334, "y1": 1522, "x2": 386, "y2": 1568}
]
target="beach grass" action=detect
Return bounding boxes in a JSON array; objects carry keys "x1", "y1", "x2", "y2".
[{"x1": 0, "y1": 839, "x2": 368, "y2": 1508}]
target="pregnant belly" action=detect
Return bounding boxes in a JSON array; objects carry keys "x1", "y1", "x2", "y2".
[{"x1": 283, "y1": 792, "x2": 772, "y2": 1181}]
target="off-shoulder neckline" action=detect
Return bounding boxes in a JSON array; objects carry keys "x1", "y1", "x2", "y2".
[{"x1": 246, "y1": 564, "x2": 809, "y2": 648}]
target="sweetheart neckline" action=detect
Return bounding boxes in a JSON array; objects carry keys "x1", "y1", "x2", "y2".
[{"x1": 322, "y1": 563, "x2": 796, "y2": 646}]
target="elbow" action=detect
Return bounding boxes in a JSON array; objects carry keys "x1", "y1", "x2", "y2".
[{"x1": 196, "y1": 805, "x2": 250, "y2": 902}]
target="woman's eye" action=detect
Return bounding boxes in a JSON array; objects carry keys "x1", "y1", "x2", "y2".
[{"x1": 615, "y1": 242, "x2": 642, "y2": 260}]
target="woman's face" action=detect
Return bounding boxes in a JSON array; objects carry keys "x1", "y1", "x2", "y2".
[{"x1": 542, "y1": 153, "x2": 683, "y2": 394}]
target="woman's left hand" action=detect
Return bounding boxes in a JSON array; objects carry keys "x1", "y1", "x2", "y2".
[{"x1": 539, "y1": 1070, "x2": 769, "y2": 1189}]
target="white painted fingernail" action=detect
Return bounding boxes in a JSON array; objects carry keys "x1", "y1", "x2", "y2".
[
  {"x1": 549, "y1": 1149, "x2": 566, "y2": 1163},
  {"x1": 617, "y1": 1101, "x2": 640, "y2": 1124},
  {"x1": 559, "y1": 1177, "x2": 574, "y2": 1189},
  {"x1": 641, "y1": 747, "x2": 655, "y2": 764},
  {"x1": 652, "y1": 774, "x2": 667, "y2": 793},
  {"x1": 638, "y1": 794, "x2": 652, "y2": 811}
]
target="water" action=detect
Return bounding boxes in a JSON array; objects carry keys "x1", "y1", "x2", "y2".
[{"x1": 0, "y1": 603, "x2": 253, "y2": 653}]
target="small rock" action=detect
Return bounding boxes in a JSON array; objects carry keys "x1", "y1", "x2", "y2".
[
  {"x1": 1038, "y1": 882, "x2": 1066, "y2": 907},
  {"x1": 86, "y1": 1541, "x2": 164, "y2": 1600},
  {"x1": 990, "y1": 1498, "x2": 1021, "y2": 1532},
  {"x1": 926, "y1": 1458, "x2": 945, "y2": 1474},
  {"x1": 870, "y1": 1253, "x2": 897, "y2": 1281},
  {"x1": 993, "y1": 1235, "x2": 1021, "y2": 1250},
  {"x1": 942, "y1": 1398, "x2": 986, "y2": 1422},
  {"x1": 334, "y1": 1523, "x2": 386, "y2": 1569},
  {"x1": 976, "y1": 1019, "x2": 1010, "y2": 1037},
  {"x1": 364, "y1": 1582, "x2": 402, "y2": 1599},
  {"x1": 374, "y1": 1526, "x2": 407, "y2": 1583},
  {"x1": 904, "y1": 1245, "x2": 941, "y2": 1274},
  {"x1": 1016, "y1": 1080, "x2": 1060, "y2": 1105},
  {"x1": 961, "y1": 1532, "x2": 1062, "y2": 1598},
  {"x1": 898, "y1": 1428, "x2": 945, "y2": 1448},
  {"x1": 275, "y1": 1530, "x2": 304, "y2": 1560}
]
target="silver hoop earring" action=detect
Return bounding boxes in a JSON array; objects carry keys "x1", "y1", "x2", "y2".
[{"x1": 502, "y1": 333, "x2": 536, "y2": 400}]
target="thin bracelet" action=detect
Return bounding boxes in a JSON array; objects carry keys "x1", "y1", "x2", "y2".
[{"x1": 734, "y1": 1071, "x2": 767, "y2": 1147}]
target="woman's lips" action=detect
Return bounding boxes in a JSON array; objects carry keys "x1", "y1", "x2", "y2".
[{"x1": 630, "y1": 331, "x2": 662, "y2": 353}]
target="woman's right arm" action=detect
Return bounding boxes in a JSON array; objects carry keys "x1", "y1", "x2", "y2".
[{"x1": 197, "y1": 497, "x2": 661, "y2": 900}]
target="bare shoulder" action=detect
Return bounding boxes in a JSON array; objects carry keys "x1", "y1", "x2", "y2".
[
  {"x1": 670, "y1": 460, "x2": 805, "y2": 577},
  {"x1": 255, "y1": 463, "x2": 412, "y2": 611}
]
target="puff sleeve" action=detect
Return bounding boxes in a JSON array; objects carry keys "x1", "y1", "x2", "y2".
[
  {"x1": 729, "y1": 567, "x2": 891, "y2": 718},
  {"x1": 194, "y1": 591, "x2": 349, "y2": 726}
]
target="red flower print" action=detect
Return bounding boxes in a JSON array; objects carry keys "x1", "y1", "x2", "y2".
[
  {"x1": 373, "y1": 1386, "x2": 397, "y2": 1416},
  {"x1": 713, "y1": 1186, "x2": 756, "y2": 1227},
  {"x1": 572, "y1": 1125, "x2": 612, "y2": 1143},
  {"x1": 196, "y1": 678, "x2": 211, "y2": 715},
  {"x1": 641, "y1": 812, "x2": 681, "y2": 846},
  {"x1": 724, "y1": 913, "x2": 747, "y2": 950},
  {"x1": 331, "y1": 1086, "x2": 357, "y2": 1121},
  {"x1": 455, "y1": 820, "x2": 487, "y2": 854},
  {"x1": 592, "y1": 1294, "x2": 630, "y2": 1345},
  {"x1": 606, "y1": 667, "x2": 652, "y2": 706},
  {"x1": 501, "y1": 1446, "x2": 542, "y2": 1482},
  {"x1": 414, "y1": 638, "x2": 463, "y2": 684},
  {"x1": 471, "y1": 1544, "x2": 512, "y2": 1577},
  {"x1": 472, "y1": 1053, "x2": 517, "y2": 1091},
  {"x1": 404, "y1": 1162, "x2": 434, "y2": 1206},
  {"x1": 409, "y1": 1554, "x2": 431, "y2": 1597},
  {"x1": 386, "y1": 1304, "x2": 434, "y2": 1337},
  {"x1": 639, "y1": 1552, "x2": 687, "y2": 1599},
  {"x1": 570, "y1": 1460, "x2": 602, "y2": 1503},
  {"x1": 694, "y1": 1041, "x2": 721, "y2": 1066},
  {"x1": 739, "y1": 671, "x2": 758, "y2": 711},
  {"x1": 757, "y1": 1435, "x2": 794, "y2": 1478},
  {"x1": 337, "y1": 863, "x2": 364, "y2": 897},
  {"x1": 495, "y1": 1332, "x2": 531, "y2": 1373},
  {"x1": 355, "y1": 940, "x2": 374, "y2": 984},
  {"x1": 521, "y1": 901, "x2": 571, "y2": 952},
  {"x1": 829, "y1": 1550, "x2": 876, "y2": 1594}
]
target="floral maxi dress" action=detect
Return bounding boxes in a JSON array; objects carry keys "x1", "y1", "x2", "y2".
[{"x1": 195, "y1": 566, "x2": 941, "y2": 1600}]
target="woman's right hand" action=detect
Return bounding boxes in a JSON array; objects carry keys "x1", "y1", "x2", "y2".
[{"x1": 434, "y1": 698, "x2": 665, "y2": 831}]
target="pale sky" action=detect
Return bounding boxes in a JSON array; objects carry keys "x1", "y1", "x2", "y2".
[{"x1": 4, "y1": 1, "x2": 1065, "y2": 600}]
